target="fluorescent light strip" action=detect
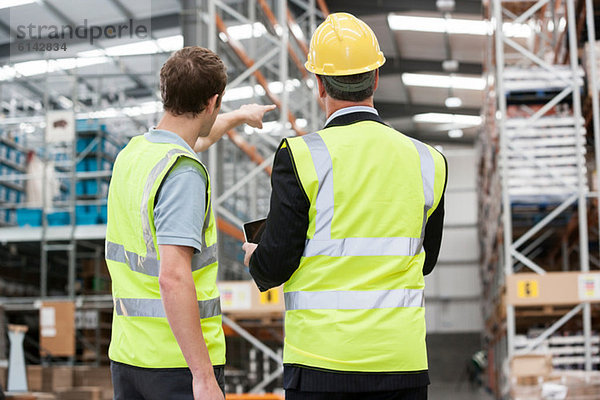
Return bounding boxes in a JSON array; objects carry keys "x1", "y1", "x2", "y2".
[
  {"x1": 78, "y1": 35, "x2": 183, "y2": 58},
  {"x1": 0, "y1": 0, "x2": 35, "y2": 10},
  {"x1": 77, "y1": 22, "x2": 261, "y2": 58},
  {"x1": 402, "y1": 73, "x2": 485, "y2": 90},
  {"x1": 448, "y1": 129, "x2": 464, "y2": 138},
  {"x1": 388, "y1": 14, "x2": 532, "y2": 38},
  {"x1": 413, "y1": 113, "x2": 482, "y2": 126},
  {"x1": 0, "y1": 56, "x2": 110, "y2": 80}
]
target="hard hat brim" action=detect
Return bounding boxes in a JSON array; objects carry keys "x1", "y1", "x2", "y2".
[{"x1": 305, "y1": 55, "x2": 386, "y2": 76}]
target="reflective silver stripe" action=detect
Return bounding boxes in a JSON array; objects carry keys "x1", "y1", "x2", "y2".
[
  {"x1": 141, "y1": 149, "x2": 192, "y2": 260},
  {"x1": 192, "y1": 244, "x2": 217, "y2": 269},
  {"x1": 303, "y1": 236, "x2": 422, "y2": 257},
  {"x1": 284, "y1": 289, "x2": 424, "y2": 310},
  {"x1": 114, "y1": 296, "x2": 221, "y2": 319},
  {"x1": 106, "y1": 241, "x2": 217, "y2": 276},
  {"x1": 409, "y1": 139, "x2": 435, "y2": 210},
  {"x1": 106, "y1": 240, "x2": 160, "y2": 276},
  {"x1": 410, "y1": 138, "x2": 436, "y2": 254},
  {"x1": 302, "y1": 134, "x2": 334, "y2": 240},
  {"x1": 300, "y1": 133, "x2": 437, "y2": 258},
  {"x1": 106, "y1": 148, "x2": 217, "y2": 276}
]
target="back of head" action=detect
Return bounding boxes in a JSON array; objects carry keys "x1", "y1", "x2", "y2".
[
  {"x1": 160, "y1": 47, "x2": 228, "y2": 117},
  {"x1": 305, "y1": 13, "x2": 385, "y2": 102}
]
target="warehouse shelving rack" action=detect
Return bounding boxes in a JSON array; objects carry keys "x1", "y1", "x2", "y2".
[{"x1": 481, "y1": 0, "x2": 600, "y2": 396}]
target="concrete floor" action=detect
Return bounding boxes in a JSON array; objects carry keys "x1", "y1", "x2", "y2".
[
  {"x1": 429, "y1": 383, "x2": 495, "y2": 400},
  {"x1": 427, "y1": 333, "x2": 495, "y2": 399}
]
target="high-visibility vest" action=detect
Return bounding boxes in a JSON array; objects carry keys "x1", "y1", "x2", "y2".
[
  {"x1": 283, "y1": 120, "x2": 446, "y2": 373},
  {"x1": 105, "y1": 135, "x2": 225, "y2": 368}
]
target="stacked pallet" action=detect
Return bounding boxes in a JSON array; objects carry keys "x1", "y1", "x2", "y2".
[
  {"x1": 515, "y1": 333, "x2": 600, "y2": 369},
  {"x1": 504, "y1": 115, "x2": 587, "y2": 202}
]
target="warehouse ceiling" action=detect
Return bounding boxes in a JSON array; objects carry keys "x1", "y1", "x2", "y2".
[{"x1": 0, "y1": 0, "x2": 486, "y2": 145}]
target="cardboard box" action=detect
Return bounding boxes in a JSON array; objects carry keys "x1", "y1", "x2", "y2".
[
  {"x1": 27, "y1": 365, "x2": 44, "y2": 392},
  {"x1": 506, "y1": 272, "x2": 600, "y2": 306},
  {"x1": 56, "y1": 387, "x2": 101, "y2": 400},
  {"x1": 51, "y1": 366, "x2": 74, "y2": 391},
  {"x1": 39, "y1": 302, "x2": 75, "y2": 357},
  {"x1": 73, "y1": 366, "x2": 112, "y2": 400},
  {"x1": 26, "y1": 366, "x2": 73, "y2": 392},
  {"x1": 217, "y1": 281, "x2": 284, "y2": 313},
  {"x1": 0, "y1": 366, "x2": 7, "y2": 390},
  {"x1": 511, "y1": 354, "x2": 553, "y2": 379},
  {"x1": 30, "y1": 394, "x2": 57, "y2": 400},
  {"x1": 510, "y1": 384, "x2": 542, "y2": 400}
]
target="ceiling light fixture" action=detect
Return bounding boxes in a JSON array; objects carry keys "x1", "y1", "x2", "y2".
[
  {"x1": 402, "y1": 73, "x2": 485, "y2": 90},
  {"x1": 413, "y1": 113, "x2": 482, "y2": 126},
  {"x1": 387, "y1": 14, "x2": 532, "y2": 38},
  {"x1": 442, "y1": 60, "x2": 459, "y2": 72},
  {"x1": 445, "y1": 97, "x2": 463, "y2": 108},
  {"x1": 448, "y1": 128, "x2": 464, "y2": 138}
]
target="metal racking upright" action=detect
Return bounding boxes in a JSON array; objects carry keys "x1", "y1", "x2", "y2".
[{"x1": 481, "y1": 0, "x2": 600, "y2": 395}]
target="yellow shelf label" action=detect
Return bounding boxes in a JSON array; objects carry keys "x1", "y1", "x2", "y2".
[
  {"x1": 517, "y1": 280, "x2": 539, "y2": 298},
  {"x1": 260, "y1": 288, "x2": 279, "y2": 304}
]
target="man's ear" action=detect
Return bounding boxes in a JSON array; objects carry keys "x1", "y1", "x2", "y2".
[
  {"x1": 206, "y1": 93, "x2": 220, "y2": 114},
  {"x1": 316, "y1": 75, "x2": 327, "y2": 99}
]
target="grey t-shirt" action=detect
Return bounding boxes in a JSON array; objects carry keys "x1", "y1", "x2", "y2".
[{"x1": 145, "y1": 128, "x2": 206, "y2": 252}]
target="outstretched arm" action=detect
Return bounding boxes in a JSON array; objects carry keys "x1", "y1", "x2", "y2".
[{"x1": 194, "y1": 104, "x2": 276, "y2": 152}]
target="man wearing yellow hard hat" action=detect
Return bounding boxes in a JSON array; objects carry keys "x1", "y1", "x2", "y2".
[{"x1": 243, "y1": 12, "x2": 447, "y2": 399}]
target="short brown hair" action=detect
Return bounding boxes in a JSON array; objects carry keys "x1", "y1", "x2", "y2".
[
  {"x1": 318, "y1": 71, "x2": 376, "y2": 102},
  {"x1": 160, "y1": 47, "x2": 227, "y2": 117}
]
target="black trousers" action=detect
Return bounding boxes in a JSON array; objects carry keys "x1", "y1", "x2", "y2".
[
  {"x1": 285, "y1": 386, "x2": 428, "y2": 400},
  {"x1": 111, "y1": 361, "x2": 225, "y2": 400}
]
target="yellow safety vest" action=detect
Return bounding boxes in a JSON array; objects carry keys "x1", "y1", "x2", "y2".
[
  {"x1": 105, "y1": 135, "x2": 225, "y2": 368},
  {"x1": 283, "y1": 120, "x2": 446, "y2": 372}
]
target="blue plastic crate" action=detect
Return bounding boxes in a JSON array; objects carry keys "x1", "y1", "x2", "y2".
[
  {"x1": 47, "y1": 211, "x2": 70, "y2": 226},
  {"x1": 6, "y1": 188, "x2": 18, "y2": 203},
  {"x1": 6, "y1": 209, "x2": 16, "y2": 225},
  {"x1": 17, "y1": 208, "x2": 42, "y2": 227},
  {"x1": 76, "y1": 181, "x2": 86, "y2": 196},
  {"x1": 76, "y1": 157, "x2": 100, "y2": 172},
  {"x1": 99, "y1": 205, "x2": 107, "y2": 224},
  {"x1": 86, "y1": 159, "x2": 101, "y2": 172},
  {"x1": 76, "y1": 160, "x2": 87, "y2": 172},
  {"x1": 76, "y1": 119, "x2": 106, "y2": 133},
  {"x1": 76, "y1": 179, "x2": 108, "y2": 197},
  {"x1": 76, "y1": 137, "x2": 95, "y2": 153},
  {"x1": 76, "y1": 205, "x2": 98, "y2": 225}
]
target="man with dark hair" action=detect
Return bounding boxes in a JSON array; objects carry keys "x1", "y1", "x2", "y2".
[
  {"x1": 106, "y1": 46, "x2": 274, "y2": 400},
  {"x1": 243, "y1": 13, "x2": 447, "y2": 400}
]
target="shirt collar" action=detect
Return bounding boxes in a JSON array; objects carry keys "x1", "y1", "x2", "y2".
[
  {"x1": 145, "y1": 127, "x2": 197, "y2": 155},
  {"x1": 325, "y1": 106, "x2": 379, "y2": 126}
]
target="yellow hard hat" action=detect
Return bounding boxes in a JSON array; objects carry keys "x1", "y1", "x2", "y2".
[{"x1": 305, "y1": 12, "x2": 386, "y2": 76}]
